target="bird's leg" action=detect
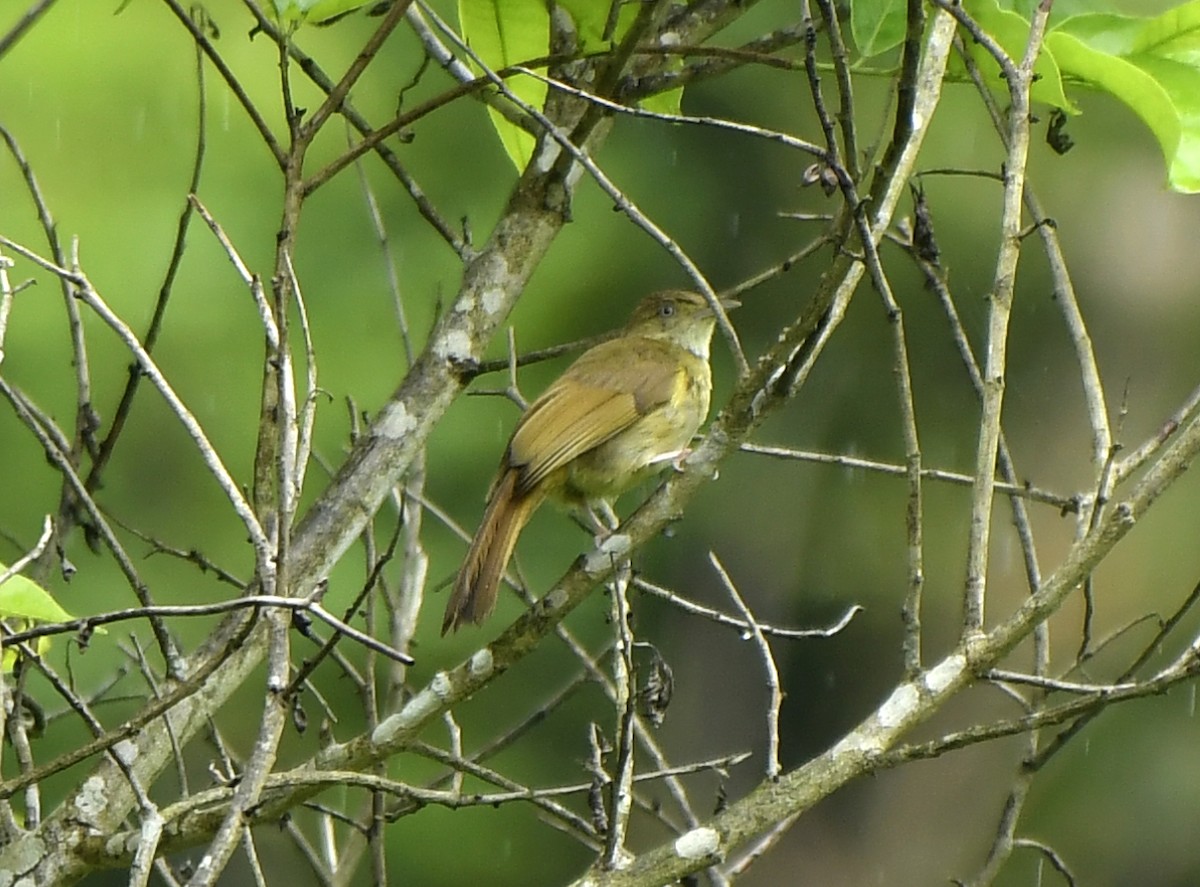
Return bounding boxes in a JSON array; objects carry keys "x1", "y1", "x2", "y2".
[
  {"x1": 645, "y1": 446, "x2": 692, "y2": 473},
  {"x1": 585, "y1": 498, "x2": 620, "y2": 543}
]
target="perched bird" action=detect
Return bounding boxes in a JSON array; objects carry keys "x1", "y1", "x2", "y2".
[{"x1": 443, "y1": 289, "x2": 735, "y2": 634}]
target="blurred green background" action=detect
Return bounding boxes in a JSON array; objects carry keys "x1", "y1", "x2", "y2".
[{"x1": 2, "y1": 1, "x2": 1200, "y2": 885}]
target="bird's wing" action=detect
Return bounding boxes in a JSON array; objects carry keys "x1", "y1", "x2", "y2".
[{"x1": 508, "y1": 338, "x2": 681, "y2": 493}]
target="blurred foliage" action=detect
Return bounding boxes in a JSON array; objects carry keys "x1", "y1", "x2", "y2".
[{"x1": 2, "y1": 1, "x2": 1200, "y2": 885}]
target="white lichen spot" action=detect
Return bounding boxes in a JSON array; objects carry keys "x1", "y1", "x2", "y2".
[
  {"x1": 876, "y1": 682, "x2": 920, "y2": 728},
  {"x1": 674, "y1": 827, "x2": 720, "y2": 860},
  {"x1": 831, "y1": 731, "x2": 884, "y2": 757},
  {"x1": 584, "y1": 534, "x2": 631, "y2": 574},
  {"x1": 76, "y1": 775, "x2": 109, "y2": 821},
  {"x1": 434, "y1": 329, "x2": 473, "y2": 363},
  {"x1": 373, "y1": 672, "x2": 453, "y2": 743},
  {"x1": 534, "y1": 138, "x2": 562, "y2": 172},
  {"x1": 924, "y1": 653, "x2": 965, "y2": 694},
  {"x1": 112, "y1": 739, "x2": 138, "y2": 765},
  {"x1": 659, "y1": 31, "x2": 681, "y2": 46},
  {"x1": 480, "y1": 287, "x2": 506, "y2": 316},
  {"x1": 469, "y1": 647, "x2": 494, "y2": 677},
  {"x1": 431, "y1": 671, "x2": 454, "y2": 699},
  {"x1": 564, "y1": 160, "x2": 586, "y2": 190},
  {"x1": 2, "y1": 834, "x2": 45, "y2": 880},
  {"x1": 453, "y1": 293, "x2": 476, "y2": 313},
  {"x1": 378, "y1": 401, "x2": 419, "y2": 440}
]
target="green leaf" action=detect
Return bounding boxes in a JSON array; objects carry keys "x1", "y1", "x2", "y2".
[
  {"x1": 459, "y1": 0, "x2": 550, "y2": 170},
  {"x1": 271, "y1": 0, "x2": 373, "y2": 25},
  {"x1": 557, "y1": 0, "x2": 640, "y2": 52},
  {"x1": 1048, "y1": 2, "x2": 1200, "y2": 192},
  {"x1": 0, "y1": 566, "x2": 73, "y2": 623},
  {"x1": 960, "y1": 0, "x2": 1077, "y2": 113},
  {"x1": 851, "y1": 0, "x2": 908, "y2": 58},
  {"x1": 640, "y1": 86, "x2": 683, "y2": 117}
]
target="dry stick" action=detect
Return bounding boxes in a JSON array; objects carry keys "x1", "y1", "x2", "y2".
[
  {"x1": 802, "y1": 0, "x2": 925, "y2": 672},
  {"x1": 635, "y1": 574, "x2": 862, "y2": 640},
  {"x1": 516, "y1": 66, "x2": 825, "y2": 159},
  {"x1": 723, "y1": 812, "x2": 801, "y2": 880},
  {"x1": 282, "y1": 251, "x2": 319, "y2": 511},
  {"x1": 956, "y1": 1, "x2": 1050, "y2": 639},
  {"x1": 867, "y1": 239, "x2": 925, "y2": 675},
  {"x1": 0, "y1": 0, "x2": 58, "y2": 57},
  {"x1": 1115, "y1": 380, "x2": 1200, "y2": 482},
  {"x1": 353, "y1": 127, "x2": 415, "y2": 366},
  {"x1": 186, "y1": 604, "x2": 292, "y2": 887},
  {"x1": 741, "y1": 443, "x2": 1077, "y2": 511},
  {"x1": 710, "y1": 554, "x2": 782, "y2": 781},
  {"x1": 0, "y1": 120, "x2": 85, "y2": 406},
  {"x1": 2, "y1": 595, "x2": 409, "y2": 666},
  {"x1": 0, "y1": 514, "x2": 52, "y2": 800},
  {"x1": 936, "y1": 4, "x2": 1057, "y2": 879},
  {"x1": 943, "y1": 20, "x2": 1087, "y2": 882},
  {"x1": 0, "y1": 248, "x2": 13, "y2": 363},
  {"x1": 917, "y1": 251, "x2": 1052, "y2": 887},
  {"x1": 1014, "y1": 838, "x2": 1078, "y2": 887},
  {"x1": 812, "y1": 0, "x2": 860, "y2": 181},
  {"x1": 0, "y1": 515, "x2": 52, "y2": 588},
  {"x1": 603, "y1": 567, "x2": 638, "y2": 869},
  {"x1": 122, "y1": 635, "x2": 190, "y2": 804},
  {"x1": 129, "y1": 810, "x2": 166, "y2": 887},
  {"x1": 240, "y1": 829, "x2": 269, "y2": 887}
]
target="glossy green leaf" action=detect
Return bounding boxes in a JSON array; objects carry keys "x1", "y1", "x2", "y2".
[
  {"x1": 271, "y1": 0, "x2": 373, "y2": 25},
  {"x1": 959, "y1": 0, "x2": 1077, "y2": 112},
  {"x1": 0, "y1": 566, "x2": 72, "y2": 623},
  {"x1": 1050, "y1": 2, "x2": 1200, "y2": 192},
  {"x1": 557, "y1": 0, "x2": 640, "y2": 51},
  {"x1": 851, "y1": 0, "x2": 908, "y2": 58},
  {"x1": 459, "y1": 0, "x2": 550, "y2": 170}
]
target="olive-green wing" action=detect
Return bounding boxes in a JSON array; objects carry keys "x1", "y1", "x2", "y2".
[{"x1": 509, "y1": 338, "x2": 682, "y2": 493}]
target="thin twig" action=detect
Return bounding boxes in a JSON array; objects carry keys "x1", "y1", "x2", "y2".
[{"x1": 710, "y1": 554, "x2": 782, "y2": 781}]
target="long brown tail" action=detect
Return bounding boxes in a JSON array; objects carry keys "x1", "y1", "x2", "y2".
[{"x1": 443, "y1": 469, "x2": 543, "y2": 634}]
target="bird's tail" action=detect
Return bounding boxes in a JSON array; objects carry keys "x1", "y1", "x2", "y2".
[{"x1": 443, "y1": 469, "x2": 542, "y2": 634}]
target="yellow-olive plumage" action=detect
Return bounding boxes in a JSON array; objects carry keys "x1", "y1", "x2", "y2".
[{"x1": 443, "y1": 290, "x2": 733, "y2": 634}]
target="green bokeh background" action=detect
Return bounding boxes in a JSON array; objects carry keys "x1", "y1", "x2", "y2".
[{"x1": 2, "y1": 1, "x2": 1200, "y2": 885}]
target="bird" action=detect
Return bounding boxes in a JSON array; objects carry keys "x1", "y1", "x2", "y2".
[{"x1": 443, "y1": 289, "x2": 735, "y2": 634}]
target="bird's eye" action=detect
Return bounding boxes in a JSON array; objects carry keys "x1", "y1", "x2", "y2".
[{"x1": 659, "y1": 301, "x2": 676, "y2": 317}]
